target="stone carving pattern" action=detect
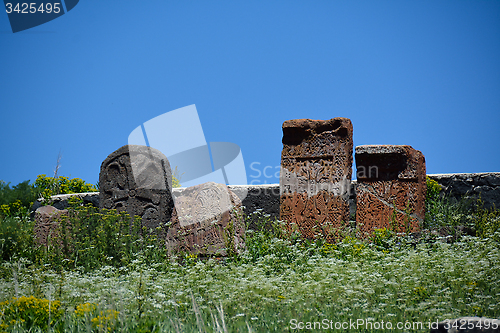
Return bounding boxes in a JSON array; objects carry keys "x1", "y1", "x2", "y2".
[
  {"x1": 280, "y1": 118, "x2": 353, "y2": 242},
  {"x1": 355, "y1": 145, "x2": 426, "y2": 236},
  {"x1": 99, "y1": 145, "x2": 174, "y2": 233},
  {"x1": 166, "y1": 182, "x2": 246, "y2": 256}
]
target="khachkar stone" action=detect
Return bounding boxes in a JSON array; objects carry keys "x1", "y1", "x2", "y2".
[
  {"x1": 355, "y1": 145, "x2": 426, "y2": 237},
  {"x1": 280, "y1": 118, "x2": 353, "y2": 242},
  {"x1": 33, "y1": 206, "x2": 69, "y2": 247},
  {"x1": 99, "y1": 145, "x2": 174, "y2": 233},
  {"x1": 166, "y1": 182, "x2": 246, "y2": 256}
]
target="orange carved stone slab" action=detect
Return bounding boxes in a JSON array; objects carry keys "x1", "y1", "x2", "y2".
[
  {"x1": 280, "y1": 118, "x2": 353, "y2": 242},
  {"x1": 355, "y1": 145, "x2": 426, "y2": 237}
]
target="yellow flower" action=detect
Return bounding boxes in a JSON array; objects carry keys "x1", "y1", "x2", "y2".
[
  {"x1": 0, "y1": 204, "x2": 10, "y2": 216},
  {"x1": 91, "y1": 309, "x2": 120, "y2": 331},
  {"x1": 74, "y1": 302, "x2": 97, "y2": 317}
]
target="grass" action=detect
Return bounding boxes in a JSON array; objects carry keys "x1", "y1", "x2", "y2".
[{"x1": 0, "y1": 179, "x2": 498, "y2": 332}]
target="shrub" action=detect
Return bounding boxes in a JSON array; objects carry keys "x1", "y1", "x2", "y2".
[
  {"x1": 426, "y1": 176, "x2": 442, "y2": 201},
  {"x1": 0, "y1": 181, "x2": 36, "y2": 218},
  {"x1": 370, "y1": 227, "x2": 395, "y2": 250},
  {"x1": 472, "y1": 198, "x2": 500, "y2": 241},
  {"x1": 0, "y1": 175, "x2": 98, "y2": 218},
  {"x1": 33, "y1": 174, "x2": 98, "y2": 204}
]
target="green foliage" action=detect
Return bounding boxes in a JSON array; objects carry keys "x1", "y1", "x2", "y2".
[
  {"x1": 39, "y1": 203, "x2": 167, "y2": 271},
  {"x1": 370, "y1": 227, "x2": 395, "y2": 250},
  {"x1": 243, "y1": 210, "x2": 300, "y2": 265},
  {"x1": 0, "y1": 215, "x2": 35, "y2": 262},
  {"x1": 1, "y1": 231, "x2": 498, "y2": 332},
  {"x1": 426, "y1": 176, "x2": 442, "y2": 200},
  {"x1": 73, "y1": 303, "x2": 120, "y2": 332},
  {"x1": 33, "y1": 174, "x2": 98, "y2": 204},
  {"x1": 471, "y1": 198, "x2": 500, "y2": 241},
  {"x1": 0, "y1": 181, "x2": 36, "y2": 218},
  {"x1": 0, "y1": 175, "x2": 98, "y2": 218}
]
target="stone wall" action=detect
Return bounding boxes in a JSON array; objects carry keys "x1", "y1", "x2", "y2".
[
  {"x1": 428, "y1": 173, "x2": 500, "y2": 210},
  {"x1": 31, "y1": 172, "x2": 500, "y2": 222}
]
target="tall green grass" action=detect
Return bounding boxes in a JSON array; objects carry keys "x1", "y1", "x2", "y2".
[{"x1": 0, "y1": 230, "x2": 498, "y2": 332}]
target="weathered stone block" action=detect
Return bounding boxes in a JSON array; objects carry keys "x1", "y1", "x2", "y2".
[
  {"x1": 99, "y1": 145, "x2": 174, "y2": 232},
  {"x1": 166, "y1": 182, "x2": 245, "y2": 256},
  {"x1": 280, "y1": 118, "x2": 353, "y2": 241},
  {"x1": 33, "y1": 206, "x2": 69, "y2": 247},
  {"x1": 355, "y1": 145, "x2": 426, "y2": 236}
]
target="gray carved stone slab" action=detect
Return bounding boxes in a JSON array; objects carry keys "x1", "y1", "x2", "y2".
[{"x1": 99, "y1": 145, "x2": 174, "y2": 232}]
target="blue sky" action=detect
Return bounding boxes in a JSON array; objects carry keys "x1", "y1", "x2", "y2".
[{"x1": 1, "y1": 0, "x2": 499, "y2": 188}]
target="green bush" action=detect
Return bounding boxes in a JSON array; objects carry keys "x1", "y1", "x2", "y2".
[
  {"x1": 471, "y1": 198, "x2": 500, "y2": 241},
  {"x1": 0, "y1": 181, "x2": 36, "y2": 219},
  {"x1": 33, "y1": 174, "x2": 98, "y2": 204},
  {"x1": 0, "y1": 175, "x2": 98, "y2": 218}
]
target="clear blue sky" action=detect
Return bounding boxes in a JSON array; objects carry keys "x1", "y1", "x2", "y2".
[{"x1": 1, "y1": 0, "x2": 499, "y2": 187}]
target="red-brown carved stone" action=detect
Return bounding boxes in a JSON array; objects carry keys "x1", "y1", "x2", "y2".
[
  {"x1": 280, "y1": 118, "x2": 353, "y2": 242},
  {"x1": 33, "y1": 205, "x2": 69, "y2": 247},
  {"x1": 99, "y1": 145, "x2": 174, "y2": 233},
  {"x1": 166, "y1": 182, "x2": 246, "y2": 256},
  {"x1": 355, "y1": 145, "x2": 426, "y2": 237}
]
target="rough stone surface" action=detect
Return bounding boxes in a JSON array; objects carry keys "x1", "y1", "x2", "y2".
[
  {"x1": 99, "y1": 145, "x2": 174, "y2": 232},
  {"x1": 231, "y1": 185, "x2": 281, "y2": 230},
  {"x1": 428, "y1": 173, "x2": 500, "y2": 210},
  {"x1": 166, "y1": 182, "x2": 246, "y2": 256},
  {"x1": 280, "y1": 118, "x2": 353, "y2": 241},
  {"x1": 430, "y1": 317, "x2": 500, "y2": 333},
  {"x1": 355, "y1": 145, "x2": 426, "y2": 236},
  {"x1": 33, "y1": 206, "x2": 69, "y2": 247}
]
